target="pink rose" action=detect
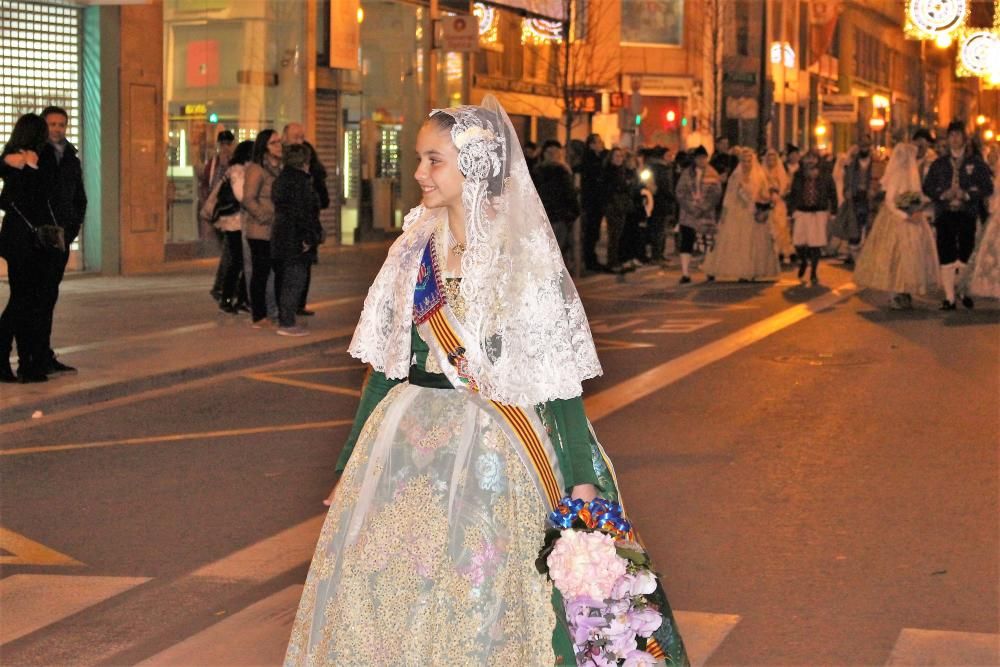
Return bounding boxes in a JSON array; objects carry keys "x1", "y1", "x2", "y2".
[{"x1": 546, "y1": 530, "x2": 627, "y2": 600}]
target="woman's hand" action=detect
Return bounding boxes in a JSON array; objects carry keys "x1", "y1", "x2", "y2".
[
  {"x1": 22, "y1": 150, "x2": 39, "y2": 168},
  {"x1": 570, "y1": 483, "x2": 599, "y2": 503}
]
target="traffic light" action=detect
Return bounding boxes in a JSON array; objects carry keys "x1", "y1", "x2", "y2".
[
  {"x1": 635, "y1": 114, "x2": 642, "y2": 127},
  {"x1": 208, "y1": 112, "x2": 219, "y2": 123},
  {"x1": 666, "y1": 110, "x2": 676, "y2": 123}
]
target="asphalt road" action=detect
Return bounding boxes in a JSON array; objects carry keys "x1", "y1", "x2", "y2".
[{"x1": 1, "y1": 258, "x2": 998, "y2": 666}]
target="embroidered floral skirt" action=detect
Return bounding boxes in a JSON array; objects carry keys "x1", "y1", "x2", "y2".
[
  {"x1": 854, "y1": 208, "x2": 940, "y2": 295},
  {"x1": 284, "y1": 384, "x2": 559, "y2": 666}
]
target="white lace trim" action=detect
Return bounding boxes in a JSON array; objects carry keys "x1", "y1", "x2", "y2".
[{"x1": 349, "y1": 98, "x2": 602, "y2": 407}]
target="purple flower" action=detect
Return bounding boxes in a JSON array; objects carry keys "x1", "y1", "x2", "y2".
[{"x1": 627, "y1": 608, "x2": 663, "y2": 637}]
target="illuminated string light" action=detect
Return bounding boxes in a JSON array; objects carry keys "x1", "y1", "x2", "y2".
[
  {"x1": 521, "y1": 17, "x2": 563, "y2": 45},
  {"x1": 472, "y1": 2, "x2": 499, "y2": 43},
  {"x1": 956, "y1": 28, "x2": 1000, "y2": 78},
  {"x1": 904, "y1": 0, "x2": 969, "y2": 40}
]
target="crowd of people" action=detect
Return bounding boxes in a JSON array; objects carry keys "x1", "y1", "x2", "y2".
[
  {"x1": 526, "y1": 120, "x2": 1000, "y2": 310},
  {"x1": 198, "y1": 123, "x2": 329, "y2": 335}
]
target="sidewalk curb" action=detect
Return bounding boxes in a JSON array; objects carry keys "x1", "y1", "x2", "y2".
[{"x1": 0, "y1": 331, "x2": 355, "y2": 426}]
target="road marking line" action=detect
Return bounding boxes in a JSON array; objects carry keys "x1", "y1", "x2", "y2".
[
  {"x1": 191, "y1": 515, "x2": 325, "y2": 582},
  {"x1": 244, "y1": 373, "x2": 362, "y2": 398},
  {"x1": 137, "y1": 585, "x2": 303, "y2": 666},
  {"x1": 585, "y1": 282, "x2": 856, "y2": 421},
  {"x1": 590, "y1": 318, "x2": 648, "y2": 334},
  {"x1": 0, "y1": 575, "x2": 150, "y2": 645},
  {"x1": 595, "y1": 338, "x2": 656, "y2": 351},
  {"x1": 254, "y1": 365, "x2": 362, "y2": 377},
  {"x1": 0, "y1": 527, "x2": 83, "y2": 566},
  {"x1": 884, "y1": 628, "x2": 1000, "y2": 665},
  {"x1": 634, "y1": 318, "x2": 721, "y2": 335},
  {"x1": 0, "y1": 420, "x2": 353, "y2": 457},
  {"x1": 42, "y1": 296, "x2": 361, "y2": 358},
  {"x1": 673, "y1": 611, "x2": 742, "y2": 667}
]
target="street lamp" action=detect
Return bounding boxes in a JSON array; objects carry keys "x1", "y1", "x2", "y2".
[
  {"x1": 976, "y1": 114, "x2": 987, "y2": 126},
  {"x1": 935, "y1": 33, "x2": 953, "y2": 49},
  {"x1": 815, "y1": 120, "x2": 828, "y2": 137},
  {"x1": 984, "y1": 129, "x2": 995, "y2": 140}
]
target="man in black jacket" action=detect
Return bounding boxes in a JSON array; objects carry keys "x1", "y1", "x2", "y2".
[
  {"x1": 577, "y1": 133, "x2": 606, "y2": 271},
  {"x1": 38, "y1": 106, "x2": 86, "y2": 374},
  {"x1": 532, "y1": 140, "x2": 579, "y2": 265},
  {"x1": 283, "y1": 123, "x2": 329, "y2": 316},
  {"x1": 923, "y1": 120, "x2": 994, "y2": 309},
  {"x1": 271, "y1": 144, "x2": 322, "y2": 336}
]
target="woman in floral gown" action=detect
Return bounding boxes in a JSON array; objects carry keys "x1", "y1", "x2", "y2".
[
  {"x1": 284, "y1": 97, "x2": 688, "y2": 666},
  {"x1": 961, "y1": 167, "x2": 1000, "y2": 299}
]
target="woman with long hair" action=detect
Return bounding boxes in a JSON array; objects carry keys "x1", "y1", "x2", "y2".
[
  {"x1": 854, "y1": 143, "x2": 939, "y2": 308},
  {"x1": 243, "y1": 129, "x2": 283, "y2": 327},
  {"x1": 210, "y1": 139, "x2": 254, "y2": 313},
  {"x1": 702, "y1": 147, "x2": 781, "y2": 281},
  {"x1": 284, "y1": 98, "x2": 688, "y2": 666},
  {"x1": 763, "y1": 148, "x2": 794, "y2": 263},
  {"x1": 0, "y1": 113, "x2": 55, "y2": 383}
]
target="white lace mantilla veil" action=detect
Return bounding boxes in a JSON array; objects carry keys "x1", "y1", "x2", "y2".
[
  {"x1": 347, "y1": 94, "x2": 602, "y2": 407},
  {"x1": 881, "y1": 143, "x2": 922, "y2": 215}
]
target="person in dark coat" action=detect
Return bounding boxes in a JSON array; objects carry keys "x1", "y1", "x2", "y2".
[
  {"x1": 578, "y1": 133, "x2": 607, "y2": 271},
  {"x1": 923, "y1": 119, "x2": 995, "y2": 309},
  {"x1": 282, "y1": 123, "x2": 330, "y2": 317},
  {"x1": 0, "y1": 114, "x2": 58, "y2": 382},
  {"x1": 531, "y1": 140, "x2": 579, "y2": 264},
  {"x1": 602, "y1": 147, "x2": 636, "y2": 273},
  {"x1": 270, "y1": 143, "x2": 322, "y2": 335},
  {"x1": 36, "y1": 106, "x2": 87, "y2": 374},
  {"x1": 642, "y1": 146, "x2": 674, "y2": 262}
]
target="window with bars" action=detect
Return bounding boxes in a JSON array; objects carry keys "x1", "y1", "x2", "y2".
[{"x1": 0, "y1": 0, "x2": 83, "y2": 149}]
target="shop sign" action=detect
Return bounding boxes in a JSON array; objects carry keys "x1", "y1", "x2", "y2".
[
  {"x1": 181, "y1": 103, "x2": 206, "y2": 116},
  {"x1": 436, "y1": 15, "x2": 479, "y2": 52},
  {"x1": 821, "y1": 95, "x2": 857, "y2": 122},
  {"x1": 572, "y1": 92, "x2": 601, "y2": 114}
]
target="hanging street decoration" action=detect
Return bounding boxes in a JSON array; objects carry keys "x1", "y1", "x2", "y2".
[
  {"x1": 956, "y1": 28, "x2": 1000, "y2": 77},
  {"x1": 904, "y1": 0, "x2": 969, "y2": 40},
  {"x1": 521, "y1": 17, "x2": 563, "y2": 45}
]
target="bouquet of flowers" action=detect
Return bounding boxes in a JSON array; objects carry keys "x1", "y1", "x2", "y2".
[
  {"x1": 537, "y1": 497, "x2": 672, "y2": 666},
  {"x1": 894, "y1": 191, "x2": 924, "y2": 215},
  {"x1": 753, "y1": 201, "x2": 773, "y2": 224}
]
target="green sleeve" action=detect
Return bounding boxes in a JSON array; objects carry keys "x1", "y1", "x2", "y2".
[
  {"x1": 546, "y1": 396, "x2": 602, "y2": 490},
  {"x1": 334, "y1": 370, "x2": 403, "y2": 473}
]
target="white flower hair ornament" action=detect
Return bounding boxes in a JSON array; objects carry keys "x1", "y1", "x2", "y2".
[{"x1": 431, "y1": 107, "x2": 506, "y2": 186}]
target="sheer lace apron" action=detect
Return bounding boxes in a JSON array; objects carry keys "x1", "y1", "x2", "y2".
[{"x1": 284, "y1": 383, "x2": 560, "y2": 666}]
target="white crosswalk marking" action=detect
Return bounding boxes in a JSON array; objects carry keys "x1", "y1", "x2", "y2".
[
  {"x1": 0, "y1": 574, "x2": 150, "y2": 645},
  {"x1": 138, "y1": 585, "x2": 303, "y2": 666},
  {"x1": 885, "y1": 628, "x2": 1000, "y2": 666},
  {"x1": 673, "y1": 611, "x2": 742, "y2": 667}
]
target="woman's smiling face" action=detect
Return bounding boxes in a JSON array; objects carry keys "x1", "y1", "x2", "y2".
[{"x1": 414, "y1": 122, "x2": 464, "y2": 210}]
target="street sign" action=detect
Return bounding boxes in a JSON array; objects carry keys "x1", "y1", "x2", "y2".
[
  {"x1": 436, "y1": 15, "x2": 479, "y2": 52},
  {"x1": 821, "y1": 94, "x2": 857, "y2": 122},
  {"x1": 724, "y1": 71, "x2": 757, "y2": 85}
]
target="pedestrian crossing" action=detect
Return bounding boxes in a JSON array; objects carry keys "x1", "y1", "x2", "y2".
[{"x1": 4, "y1": 566, "x2": 997, "y2": 666}]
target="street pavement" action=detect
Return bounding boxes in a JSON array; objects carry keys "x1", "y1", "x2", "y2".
[{"x1": 1, "y1": 246, "x2": 998, "y2": 666}]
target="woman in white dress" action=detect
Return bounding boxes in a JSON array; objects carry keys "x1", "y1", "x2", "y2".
[
  {"x1": 961, "y1": 167, "x2": 1000, "y2": 298},
  {"x1": 854, "y1": 143, "x2": 939, "y2": 309},
  {"x1": 283, "y1": 97, "x2": 689, "y2": 666},
  {"x1": 702, "y1": 148, "x2": 781, "y2": 282},
  {"x1": 764, "y1": 148, "x2": 794, "y2": 263}
]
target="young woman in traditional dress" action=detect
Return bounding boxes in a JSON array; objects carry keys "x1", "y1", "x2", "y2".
[
  {"x1": 763, "y1": 148, "x2": 794, "y2": 264},
  {"x1": 284, "y1": 97, "x2": 688, "y2": 666},
  {"x1": 854, "y1": 143, "x2": 939, "y2": 309},
  {"x1": 702, "y1": 148, "x2": 781, "y2": 282},
  {"x1": 961, "y1": 165, "x2": 1000, "y2": 299}
]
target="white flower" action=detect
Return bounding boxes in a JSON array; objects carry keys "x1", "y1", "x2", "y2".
[{"x1": 454, "y1": 125, "x2": 495, "y2": 149}]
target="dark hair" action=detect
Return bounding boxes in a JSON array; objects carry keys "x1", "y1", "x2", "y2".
[
  {"x1": 542, "y1": 139, "x2": 562, "y2": 152},
  {"x1": 524, "y1": 141, "x2": 538, "y2": 150},
  {"x1": 586, "y1": 133, "x2": 602, "y2": 147},
  {"x1": 690, "y1": 145, "x2": 708, "y2": 158},
  {"x1": 785, "y1": 143, "x2": 800, "y2": 154},
  {"x1": 252, "y1": 129, "x2": 277, "y2": 164},
  {"x1": 283, "y1": 143, "x2": 311, "y2": 170},
  {"x1": 947, "y1": 120, "x2": 966, "y2": 136},
  {"x1": 230, "y1": 140, "x2": 254, "y2": 166},
  {"x1": 912, "y1": 128, "x2": 934, "y2": 143},
  {"x1": 603, "y1": 146, "x2": 625, "y2": 169},
  {"x1": 41, "y1": 106, "x2": 68, "y2": 121},
  {"x1": 3, "y1": 113, "x2": 48, "y2": 156},
  {"x1": 217, "y1": 130, "x2": 235, "y2": 144}
]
